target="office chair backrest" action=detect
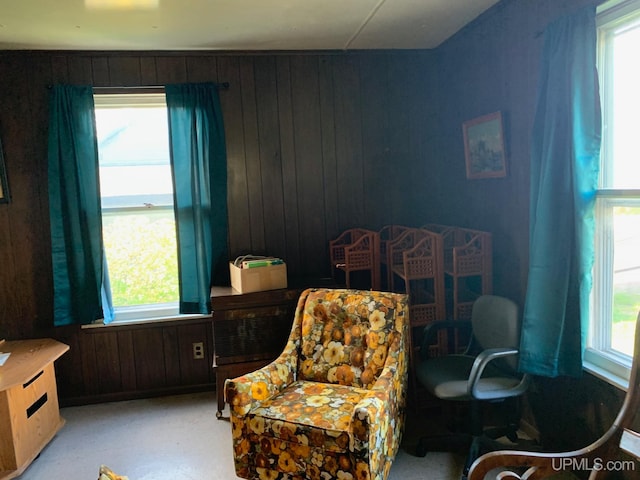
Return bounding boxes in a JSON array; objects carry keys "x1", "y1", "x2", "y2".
[{"x1": 471, "y1": 295, "x2": 520, "y2": 372}]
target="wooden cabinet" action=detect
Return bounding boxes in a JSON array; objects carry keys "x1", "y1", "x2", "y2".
[
  {"x1": 210, "y1": 287, "x2": 301, "y2": 418},
  {"x1": 0, "y1": 338, "x2": 69, "y2": 480}
]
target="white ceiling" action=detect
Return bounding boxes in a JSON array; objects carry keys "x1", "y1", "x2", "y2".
[{"x1": 0, "y1": 0, "x2": 500, "y2": 51}]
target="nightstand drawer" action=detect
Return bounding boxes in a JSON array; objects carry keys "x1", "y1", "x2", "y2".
[{"x1": 1, "y1": 364, "x2": 62, "y2": 470}]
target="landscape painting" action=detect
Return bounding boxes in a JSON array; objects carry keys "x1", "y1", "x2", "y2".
[{"x1": 463, "y1": 111, "x2": 507, "y2": 179}]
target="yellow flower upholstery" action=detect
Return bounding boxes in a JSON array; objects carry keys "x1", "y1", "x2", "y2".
[{"x1": 225, "y1": 288, "x2": 409, "y2": 480}]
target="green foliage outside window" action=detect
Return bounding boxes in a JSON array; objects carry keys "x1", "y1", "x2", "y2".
[
  {"x1": 103, "y1": 209, "x2": 179, "y2": 306},
  {"x1": 611, "y1": 208, "x2": 640, "y2": 355}
]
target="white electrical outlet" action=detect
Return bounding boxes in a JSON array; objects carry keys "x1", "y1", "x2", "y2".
[{"x1": 192, "y1": 342, "x2": 204, "y2": 359}]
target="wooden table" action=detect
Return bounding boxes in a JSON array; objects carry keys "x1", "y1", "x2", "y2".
[
  {"x1": 0, "y1": 338, "x2": 69, "y2": 480},
  {"x1": 210, "y1": 287, "x2": 302, "y2": 418}
]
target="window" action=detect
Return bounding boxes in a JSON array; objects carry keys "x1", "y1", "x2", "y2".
[
  {"x1": 94, "y1": 93, "x2": 180, "y2": 322},
  {"x1": 587, "y1": 0, "x2": 640, "y2": 387}
]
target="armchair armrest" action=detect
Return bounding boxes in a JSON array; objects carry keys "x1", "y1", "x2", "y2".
[
  {"x1": 467, "y1": 348, "x2": 530, "y2": 400},
  {"x1": 224, "y1": 339, "x2": 298, "y2": 418},
  {"x1": 350, "y1": 331, "x2": 408, "y2": 477}
]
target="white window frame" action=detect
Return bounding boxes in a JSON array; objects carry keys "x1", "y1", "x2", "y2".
[
  {"x1": 585, "y1": 0, "x2": 640, "y2": 389},
  {"x1": 89, "y1": 92, "x2": 209, "y2": 327}
]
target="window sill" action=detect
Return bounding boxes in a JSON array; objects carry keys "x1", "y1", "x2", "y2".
[
  {"x1": 81, "y1": 313, "x2": 211, "y2": 329},
  {"x1": 583, "y1": 357, "x2": 630, "y2": 392}
]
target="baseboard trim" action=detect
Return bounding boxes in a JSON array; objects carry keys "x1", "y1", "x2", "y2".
[{"x1": 59, "y1": 383, "x2": 215, "y2": 407}]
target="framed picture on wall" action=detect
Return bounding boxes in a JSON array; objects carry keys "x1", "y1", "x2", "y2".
[
  {"x1": 0, "y1": 136, "x2": 9, "y2": 203},
  {"x1": 462, "y1": 111, "x2": 507, "y2": 179}
]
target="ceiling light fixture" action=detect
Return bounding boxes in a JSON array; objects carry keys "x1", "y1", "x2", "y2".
[{"x1": 85, "y1": 0, "x2": 159, "y2": 9}]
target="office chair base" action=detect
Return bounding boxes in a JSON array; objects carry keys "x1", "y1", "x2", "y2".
[{"x1": 415, "y1": 433, "x2": 472, "y2": 457}]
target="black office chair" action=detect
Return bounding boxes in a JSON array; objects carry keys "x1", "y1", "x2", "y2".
[{"x1": 414, "y1": 295, "x2": 530, "y2": 480}]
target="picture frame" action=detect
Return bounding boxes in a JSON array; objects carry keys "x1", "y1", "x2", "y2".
[
  {"x1": 462, "y1": 111, "x2": 507, "y2": 179},
  {"x1": 0, "y1": 136, "x2": 9, "y2": 203}
]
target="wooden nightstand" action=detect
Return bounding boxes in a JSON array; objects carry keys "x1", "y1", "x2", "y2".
[
  {"x1": 0, "y1": 338, "x2": 69, "y2": 480},
  {"x1": 210, "y1": 287, "x2": 301, "y2": 418}
]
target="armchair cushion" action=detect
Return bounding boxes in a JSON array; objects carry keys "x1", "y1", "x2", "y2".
[
  {"x1": 225, "y1": 288, "x2": 409, "y2": 480},
  {"x1": 299, "y1": 290, "x2": 400, "y2": 387}
]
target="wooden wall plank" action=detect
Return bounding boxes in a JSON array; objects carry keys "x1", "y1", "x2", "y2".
[
  {"x1": 155, "y1": 56, "x2": 187, "y2": 85},
  {"x1": 359, "y1": 53, "x2": 390, "y2": 227},
  {"x1": 318, "y1": 56, "x2": 339, "y2": 242},
  {"x1": 254, "y1": 56, "x2": 287, "y2": 260},
  {"x1": 206, "y1": 321, "x2": 215, "y2": 383},
  {"x1": 91, "y1": 57, "x2": 110, "y2": 86},
  {"x1": 331, "y1": 55, "x2": 364, "y2": 232},
  {"x1": 132, "y1": 328, "x2": 167, "y2": 390},
  {"x1": 50, "y1": 327, "x2": 84, "y2": 399},
  {"x1": 239, "y1": 56, "x2": 266, "y2": 254},
  {"x1": 0, "y1": 56, "x2": 28, "y2": 336},
  {"x1": 67, "y1": 56, "x2": 94, "y2": 84},
  {"x1": 93, "y1": 331, "x2": 122, "y2": 393},
  {"x1": 384, "y1": 53, "x2": 424, "y2": 226},
  {"x1": 50, "y1": 56, "x2": 70, "y2": 83},
  {"x1": 162, "y1": 326, "x2": 181, "y2": 386},
  {"x1": 117, "y1": 330, "x2": 137, "y2": 391},
  {"x1": 185, "y1": 55, "x2": 218, "y2": 83},
  {"x1": 139, "y1": 57, "x2": 158, "y2": 85},
  {"x1": 290, "y1": 56, "x2": 325, "y2": 276},
  {"x1": 80, "y1": 333, "x2": 99, "y2": 396},
  {"x1": 25, "y1": 55, "x2": 54, "y2": 332},
  {"x1": 275, "y1": 56, "x2": 302, "y2": 274},
  {"x1": 1, "y1": 56, "x2": 44, "y2": 336},
  {"x1": 106, "y1": 56, "x2": 142, "y2": 86},
  {"x1": 217, "y1": 55, "x2": 251, "y2": 258}
]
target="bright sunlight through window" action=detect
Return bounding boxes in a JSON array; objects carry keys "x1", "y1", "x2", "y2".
[
  {"x1": 587, "y1": 0, "x2": 640, "y2": 387},
  {"x1": 94, "y1": 93, "x2": 179, "y2": 321}
]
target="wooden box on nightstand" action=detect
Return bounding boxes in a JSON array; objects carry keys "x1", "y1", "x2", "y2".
[{"x1": 0, "y1": 338, "x2": 69, "y2": 480}]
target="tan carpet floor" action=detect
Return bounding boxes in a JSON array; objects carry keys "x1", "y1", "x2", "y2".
[{"x1": 19, "y1": 391, "x2": 464, "y2": 480}]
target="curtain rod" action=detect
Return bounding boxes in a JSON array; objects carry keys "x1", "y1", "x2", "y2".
[
  {"x1": 48, "y1": 82, "x2": 230, "y2": 90},
  {"x1": 94, "y1": 82, "x2": 230, "y2": 91}
]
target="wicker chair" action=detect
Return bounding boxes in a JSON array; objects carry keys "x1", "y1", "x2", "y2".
[
  {"x1": 379, "y1": 225, "x2": 413, "y2": 290},
  {"x1": 468, "y1": 310, "x2": 640, "y2": 480},
  {"x1": 422, "y1": 224, "x2": 492, "y2": 321},
  {"x1": 329, "y1": 228, "x2": 381, "y2": 290},
  {"x1": 225, "y1": 288, "x2": 410, "y2": 480},
  {"x1": 387, "y1": 228, "x2": 446, "y2": 331}
]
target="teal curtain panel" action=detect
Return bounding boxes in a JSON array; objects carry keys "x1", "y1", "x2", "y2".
[
  {"x1": 166, "y1": 83, "x2": 229, "y2": 315},
  {"x1": 47, "y1": 85, "x2": 114, "y2": 326},
  {"x1": 519, "y1": 5, "x2": 602, "y2": 377}
]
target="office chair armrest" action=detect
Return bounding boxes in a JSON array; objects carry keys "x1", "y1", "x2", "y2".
[
  {"x1": 467, "y1": 348, "x2": 529, "y2": 400},
  {"x1": 224, "y1": 340, "x2": 298, "y2": 417},
  {"x1": 420, "y1": 320, "x2": 472, "y2": 360}
]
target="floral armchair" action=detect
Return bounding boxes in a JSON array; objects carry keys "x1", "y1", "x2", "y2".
[{"x1": 225, "y1": 288, "x2": 410, "y2": 480}]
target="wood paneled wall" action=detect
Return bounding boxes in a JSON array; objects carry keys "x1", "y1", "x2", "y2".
[
  {"x1": 53, "y1": 318, "x2": 215, "y2": 404},
  {"x1": 0, "y1": 50, "x2": 438, "y2": 401},
  {"x1": 0, "y1": 0, "x2": 615, "y2": 411}
]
